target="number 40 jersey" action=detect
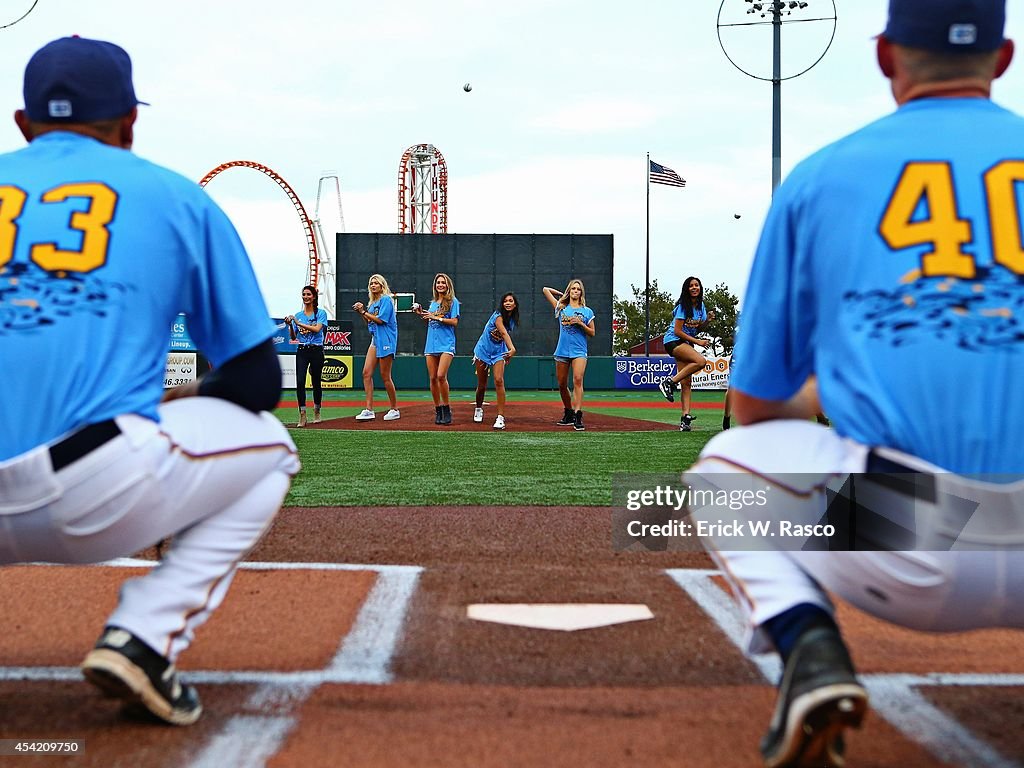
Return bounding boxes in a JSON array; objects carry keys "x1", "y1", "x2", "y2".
[{"x1": 731, "y1": 97, "x2": 1024, "y2": 474}]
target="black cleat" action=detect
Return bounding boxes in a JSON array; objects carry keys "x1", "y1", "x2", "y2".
[
  {"x1": 658, "y1": 377, "x2": 675, "y2": 402},
  {"x1": 440, "y1": 404, "x2": 452, "y2": 425},
  {"x1": 760, "y1": 626, "x2": 868, "y2": 768},
  {"x1": 680, "y1": 413, "x2": 696, "y2": 432},
  {"x1": 81, "y1": 626, "x2": 202, "y2": 726},
  {"x1": 434, "y1": 406, "x2": 443, "y2": 425},
  {"x1": 556, "y1": 408, "x2": 575, "y2": 426},
  {"x1": 573, "y1": 410, "x2": 585, "y2": 431}
]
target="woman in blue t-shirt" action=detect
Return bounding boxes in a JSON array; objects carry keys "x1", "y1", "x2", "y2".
[
  {"x1": 286, "y1": 284, "x2": 328, "y2": 427},
  {"x1": 658, "y1": 275, "x2": 713, "y2": 431},
  {"x1": 416, "y1": 273, "x2": 460, "y2": 425},
  {"x1": 472, "y1": 292, "x2": 519, "y2": 430},
  {"x1": 352, "y1": 273, "x2": 400, "y2": 422},
  {"x1": 542, "y1": 279, "x2": 596, "y2": 431}
]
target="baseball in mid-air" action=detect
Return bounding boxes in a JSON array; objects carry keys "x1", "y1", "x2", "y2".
[
  {"x1": 734, "y1": 213, "x2": 741, "y2": 219},
  {"x1": 463, "y1": 83, "x2": 472, "y2": 92}
]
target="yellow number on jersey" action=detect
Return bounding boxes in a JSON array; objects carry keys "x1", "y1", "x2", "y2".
[
  {"x1": 879, "y1": 162, "x2": 975, "y2": 278},
  {"x1": 0, "y1": 182, "x2": 117, "y2": 274},
  {"x1": 984, "y1": 160, "x2": 1024, "y2": 274},
  {"x1": 32, "y1": 182, "x2": 118, "y2": 273},
  {"x1": 0, "y1": 185, "x2": 29, "y2": 270}
]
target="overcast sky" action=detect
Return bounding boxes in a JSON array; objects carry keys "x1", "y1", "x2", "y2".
[{"x1": 3, "y1": 0, "x2": 1024, "y2": 317}]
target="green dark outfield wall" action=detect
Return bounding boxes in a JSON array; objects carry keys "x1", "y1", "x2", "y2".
[
  {"x1": 337, "y1": 233, "x2": 614, "y2": 358},
  {"x1": 351, "y1": 355, "x2": 617, "y2": 390}
]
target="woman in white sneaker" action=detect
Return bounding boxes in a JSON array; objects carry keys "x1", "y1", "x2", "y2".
[
  {"x1": 543, "y1": 280, "x2": 595, "y2": 431},
  {"x1": 285, "y1": 285, "x2": 327, "y2": 427},
  {"x1": 352, "y1": 274, "x2": 400, "y2": 422},
  {"x1": 658, "y1": 276, "x2": 712, "y2": 431},
  {"x1": 416, "y1": 273, "x2": 460, "y2": 426},
  {"x1": 472, "y1": 292, "x2": 519, "y2": 430}
]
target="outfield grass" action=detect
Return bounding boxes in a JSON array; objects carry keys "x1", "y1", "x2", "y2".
[
  {"x1": 283, "y1": 429, "x2": 710, "y2": 506},
  {"x1": 277, "y1": 390, "x2": 724, "y2": 506}
]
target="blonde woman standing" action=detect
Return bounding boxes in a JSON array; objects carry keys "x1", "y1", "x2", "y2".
[
  {"x1": 352, "y1": 274, "x2": 400, "y2": 421},
  {"x1": 542, "y1": 279, "x2": 595, "y2": 431},
  {"x1": 416, "y1": 272, "x2": 460, "y2": 425}
]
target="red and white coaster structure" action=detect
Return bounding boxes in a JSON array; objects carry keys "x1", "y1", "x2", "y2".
[
  {"x1": 199, "y1": 160, "x2": 340, "y2": 318},
  {"x1": 398, "y1": 144, "x2": 448, "y2": 234}
]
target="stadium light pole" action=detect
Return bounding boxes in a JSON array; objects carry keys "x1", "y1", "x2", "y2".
[{"x1": 717, "y1": 0, "x2": 836, "y2": 195}]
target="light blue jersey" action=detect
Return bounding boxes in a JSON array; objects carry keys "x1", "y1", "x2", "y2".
[
  {"x1": 733, "y1": 97, "x2": 1024, "y2": 473},
  {"x1": 367, "y1": 294, "x2": 397, "y2": 358},
  {"x1": 473, "y1": 311, "x2": 515, "y2": 366},
  {"x1": 0, "y1": 132, "x2": 274, "y2": 461},
  {"x1": 663, "y1": 302, "x2": 707, "y2": 344},
  {"x1": 424, "y1": 297, "x2": 460, "y2": 355},
  {"x1": 553, "y1": 305, "x2": 595, "y2": 359},
  {"x1": 292, "y1": 307, "x2": 327, "y2": 346}
]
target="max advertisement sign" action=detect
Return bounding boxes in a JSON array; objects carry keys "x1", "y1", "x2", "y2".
[
  {"x1": 274, "y1": 318, "x2": 354, "y2": 389},
  {"x1": 271, "y1": 319, "x2": 352, "y2": 354},
  {"x1": 615, "y1": 355, "x2": 731, "y2": 391}
]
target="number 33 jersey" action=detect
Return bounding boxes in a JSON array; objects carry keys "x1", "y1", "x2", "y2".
[{"x1": 0, "y1": 132, "x2": 275, "y2": 460}]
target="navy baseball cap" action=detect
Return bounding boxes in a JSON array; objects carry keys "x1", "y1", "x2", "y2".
[
  {"x1": 23, "y1": 36, "x2": 148, "y2": 123},
  {"x1": 884, "y1": 0, "x2": 1006, "y2": 52}
]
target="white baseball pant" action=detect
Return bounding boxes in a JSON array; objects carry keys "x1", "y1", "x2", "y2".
[
  {"x1": 0, "y1": 397, "x2": 299, "y2": 661},
  {"x1": 684, "y1": 420, "x2": 1024, "y2": 654}
]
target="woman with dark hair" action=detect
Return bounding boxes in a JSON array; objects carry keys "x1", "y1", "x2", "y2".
[
  {"x1": 472, "y1": 292, "x2": 519, "y2": 430},
  {"x1": 658, "y1": 276, "x2": 713, "y2": 431},
  {"x1": 285, "y1": 285, "x2": 327, "y2": 427},
  {"x1": 416, "y1": 272, "x2": 460, "y2": 425}
]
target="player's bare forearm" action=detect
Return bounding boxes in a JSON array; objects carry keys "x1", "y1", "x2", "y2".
[
  {"x1": 731, "y1": 379, "x2": 821, "y2": 425},
  {"x1": 161, "y1": 379, "x2": 202, "y2": 403}
]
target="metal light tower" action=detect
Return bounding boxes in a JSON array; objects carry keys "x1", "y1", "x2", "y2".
[{"x1": 718, "y1": 0, "x2": 836, "y2": 194}]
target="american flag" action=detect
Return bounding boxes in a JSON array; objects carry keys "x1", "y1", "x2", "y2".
[{"x1": 649, "y1": 160, "x2": 686, "y2": 188}]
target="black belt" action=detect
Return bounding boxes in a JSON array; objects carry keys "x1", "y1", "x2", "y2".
[
  {"x1": 49, "y1": 420, "x2": 121, "y2": 471},
  {"x1": 864, "y1": 449, "x2": 935, "y2": 503},
  {"x1": 865, "y1": 451, "x2": 919, "y2": 474},
  {"x1": 297, "y1": 344, "x2": 322, "y2": 350}
]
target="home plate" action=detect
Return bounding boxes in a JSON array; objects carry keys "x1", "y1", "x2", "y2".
[{"x1": 466, "y1": 604, "x2": 654, "y2": 631}]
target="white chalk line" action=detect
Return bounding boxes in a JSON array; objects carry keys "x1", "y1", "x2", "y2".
[
  {"x1": 4, "y1": 559, "x2": 422, "y2": 768},
  {"x1": 667, "y1": 568, "x2": 1024, "y2": 768}
]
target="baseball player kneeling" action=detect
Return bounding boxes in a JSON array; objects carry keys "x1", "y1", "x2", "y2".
[
  {"x1": 0, "y1": 37, "x2": 299, "y2": 725},
  {"x1": 683, "y1": 1, "x2": 1024, "y2": 765}
]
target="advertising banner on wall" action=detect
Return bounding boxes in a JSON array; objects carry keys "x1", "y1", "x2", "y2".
[
  {"x1": 614, "y1": 355, "x2": 731, "y2": 391},
  {"x1": 276, "y1": 319, "x2": 354, "y2": 389},
  {"x1": 279, "y1": 354, "x2": 354, "y2": 390},
  {"x1": 164, "y1": 352, "x2": 197, "y2": 389},
  {"x1": 169, "y1": 313, "x2": 197, "y2": 351},
  {"x1": 272, "y1": 318, "x2": 352, "y2": 355}
]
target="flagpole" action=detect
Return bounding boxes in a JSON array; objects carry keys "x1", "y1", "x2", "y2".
[{"x1": 644, "y1": 152, "x2": 650, "y2": 357}]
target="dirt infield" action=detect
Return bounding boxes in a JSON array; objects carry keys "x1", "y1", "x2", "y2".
[
  {"x1": 4, "y1": 507, "x2": 1021, "y2": 767},
  {"x1": 305, "y1": 401, "x2": 679, "y2": 431}
]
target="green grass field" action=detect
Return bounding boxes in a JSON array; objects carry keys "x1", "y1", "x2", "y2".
[{"x1": 276, "y1": 390, "x2": 725, "y2": 506}]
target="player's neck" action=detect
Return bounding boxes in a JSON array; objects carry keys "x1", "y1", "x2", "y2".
[{"x1": 898, "y1": 77, "x2": 992, "y2": 104}]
